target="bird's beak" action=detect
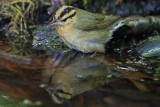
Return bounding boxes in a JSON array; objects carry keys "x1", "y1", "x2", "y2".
[{"x1": 48, "y1": 20, "x2": 62, "y2": 27}]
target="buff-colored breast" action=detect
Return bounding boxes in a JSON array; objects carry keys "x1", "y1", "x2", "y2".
[{"x1": 55, "y1": 22, "x2": 105, "y2": 53}]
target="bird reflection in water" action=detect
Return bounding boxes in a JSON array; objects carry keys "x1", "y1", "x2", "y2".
[{"x1": 42, "y1": 51, "x2": 120, "y2": 104}]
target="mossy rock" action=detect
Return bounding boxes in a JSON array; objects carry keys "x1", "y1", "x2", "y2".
[{"x1": 136, "y1": 36, "x2": 160, "y2": 58}]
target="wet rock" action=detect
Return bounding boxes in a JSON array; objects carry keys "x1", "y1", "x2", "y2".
[
  {"x1": 136, "y1": 36, "x2": 160, "y2": 58},
  {"x1": 32, "y1": 25, "x2": 69, "y2": 52}
]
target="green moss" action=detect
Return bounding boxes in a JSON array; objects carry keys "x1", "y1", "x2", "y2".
[
  {"x1": 0, "y1": 91, "x2": 42, "y2": 107},
  {"x1": 143, "y1": 48, "x2": 160, "y2": 57},
  {"x1": 137, "y1": 35, "x2": 160, "y2": 58},
  {"x1": 155, "y1": 67, "x2": 160, "y2": 73}
]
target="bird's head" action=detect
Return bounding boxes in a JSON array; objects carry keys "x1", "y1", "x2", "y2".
[{"x1": 48, "y1": 6, "x2": 77, "y2": 27}]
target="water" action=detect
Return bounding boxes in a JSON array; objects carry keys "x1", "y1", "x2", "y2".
[{"x1": 0, "y1": 48, "x2": 159, "y2": 107}]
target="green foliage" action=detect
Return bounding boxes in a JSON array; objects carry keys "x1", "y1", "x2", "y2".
[
  {"x1": 82, "y1": 0, "x2": 108, "y2": 13},
  {"x1": 0, "y1": 0, "x2": 50, "y2": 35},
  {"x1": 0, "y1": 0, "x2": 36, "y2": 34},
  {"x1": 83, "y1": 0, "x2": 87, "y2": 6}
]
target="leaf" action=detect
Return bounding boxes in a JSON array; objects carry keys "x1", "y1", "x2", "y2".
[{"x1": 83, "y1": 0, "x2": 87, "y2": 6}]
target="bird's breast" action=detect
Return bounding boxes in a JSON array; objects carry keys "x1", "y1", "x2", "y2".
[
  {"x1": 55, "y1": 25, "x2": 80, "y2": 49},
  {"x1": 55, "y1": 25, "x2": 105, "y2": 53}
]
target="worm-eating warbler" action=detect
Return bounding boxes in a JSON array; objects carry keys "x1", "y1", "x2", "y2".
[{"x1": 48, "y1": 6, "x2": 138, "y2": 53}]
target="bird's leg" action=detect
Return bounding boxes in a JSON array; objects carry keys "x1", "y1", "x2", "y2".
[{"x1": 90, "y1": 51, "x2": 97, "y2": 57}]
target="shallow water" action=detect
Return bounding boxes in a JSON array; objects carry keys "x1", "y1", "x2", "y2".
[{"x1": 0, "y1": 46, "x2": 159, "y2": 107}]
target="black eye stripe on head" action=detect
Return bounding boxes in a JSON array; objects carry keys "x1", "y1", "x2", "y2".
[
  {"x1": 62, "y1": 12, "x2": 76, "y2": 22},
  {"x1": 58, "y1": 7, "x2": 74, "y2": 19}
]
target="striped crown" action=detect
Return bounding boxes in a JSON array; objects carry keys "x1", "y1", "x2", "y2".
[{"x1": 54, "y1": 6, "x2": 77, "y2": 22}]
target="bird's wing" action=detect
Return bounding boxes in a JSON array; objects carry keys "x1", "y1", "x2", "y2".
[
  {"x1": 74, "y1": 9, "x2": 121, "y2": 30},
  {"x1": 97, "y1": 15, "x2": 121, "y2": 29}
]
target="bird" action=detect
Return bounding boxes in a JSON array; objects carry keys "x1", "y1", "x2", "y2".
[{"x1": 48, "y1": 6, "x2": 139, "y2": 53}]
